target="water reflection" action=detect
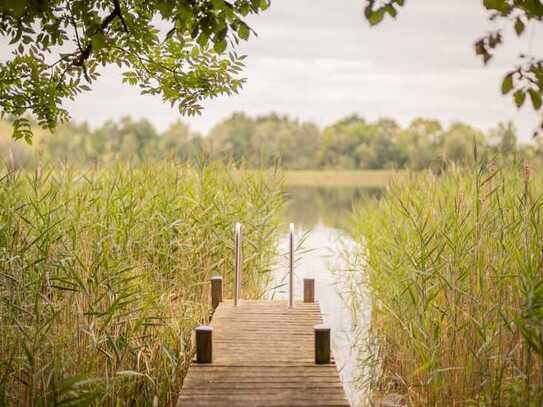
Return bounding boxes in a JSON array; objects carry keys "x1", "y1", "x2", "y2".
[{"x1": 284, "y1": 186, "x2": 383, "y2": 230}]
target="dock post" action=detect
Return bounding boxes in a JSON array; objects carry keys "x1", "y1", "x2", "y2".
[
  {"x1": 289, "y1": 223, "x2": 294, "y2": 308},
  {"x1": 314, "y1": 324, "x2": 331, "y2": 364},
  {"x1": 234, "y1": 223, "x2": 241, "y2": 306},
  {"x1": 196, "y1": 326, "x2": 213, "y2": 363},
  {"x1": 304, "y1": 278, "x2": 315, "y2": 303},
  {"x1": 210, "y1": 276, "x2": 223, "y2": 310}
]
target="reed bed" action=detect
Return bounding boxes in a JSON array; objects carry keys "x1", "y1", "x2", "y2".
[
  {"x1": 353, "y1": 163, "x2": 543, "y2": 405},
  {"x1": 0, "y1": 161, "x2": 283, "y2": 405}
]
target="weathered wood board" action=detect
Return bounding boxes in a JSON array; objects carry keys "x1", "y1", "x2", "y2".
[{"x1": 177, "y1": 300, "x2": 349, "y2": 407}]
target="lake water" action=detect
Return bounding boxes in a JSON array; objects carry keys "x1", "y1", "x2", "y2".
[{"x1": 268, "y1": 186, "x2": 379, "y2": 407}]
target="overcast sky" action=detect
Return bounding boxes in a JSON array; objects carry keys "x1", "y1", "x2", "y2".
[{"x1": 63, "y1": 0, "x2": 542, "y2": 141}]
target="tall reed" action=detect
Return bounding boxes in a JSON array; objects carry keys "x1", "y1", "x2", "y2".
[
  {"x1": 352, "y1": 163, "x2": 543, "y2": 405},
  {"x1": 0, "y1": 161, "x2": 283, "y2": 405}
]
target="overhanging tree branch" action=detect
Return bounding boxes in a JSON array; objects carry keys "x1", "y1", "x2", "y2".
[{"x1": 0, "y1": 0, "x2": 270, "y2": 142}]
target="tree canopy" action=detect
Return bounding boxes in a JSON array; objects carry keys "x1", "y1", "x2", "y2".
[
  {"x1": 362, "y1": 0, "x2": 543, "y2": 137},
  {"x1": 0, "y1": 0, "x2": 269, "y2": 142},
  {"x1": 2, "y1": 113, "x2": 541, "y2": 170}
]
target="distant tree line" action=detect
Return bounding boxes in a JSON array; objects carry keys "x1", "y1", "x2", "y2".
[{"x1": 1, "y1": 113, "x2": 542, "y2": 170}]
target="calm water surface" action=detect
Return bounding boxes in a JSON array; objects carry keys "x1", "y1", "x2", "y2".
[{"x1": 268, "y1": 186, "x2": 379, "y2": 407}]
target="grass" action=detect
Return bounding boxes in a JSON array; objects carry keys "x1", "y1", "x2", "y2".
[
  {"x1": 283, "y1": 170, "x2": 400, "y2": 188},
  {"x1": 0, "y1": 161, "x2": 283, "y2": 405},
  {"x1": 351, "y1": 163, "x2": 543, "y2": 405}
]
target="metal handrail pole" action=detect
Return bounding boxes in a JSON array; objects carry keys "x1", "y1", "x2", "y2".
[
  {"x1": 289, "y1": 223, "x2": 294, "y2": 308},
  {"x1": 234, "y1": 222, "x2": 241, "y2": 306}
]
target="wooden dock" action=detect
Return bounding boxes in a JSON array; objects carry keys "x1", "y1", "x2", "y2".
[{"x1": 177, "y1": 297, "x2": 349, "y2": 406}]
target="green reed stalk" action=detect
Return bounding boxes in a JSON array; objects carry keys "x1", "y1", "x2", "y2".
[
  {"x1": 351, "y1": 163, "x2": 543, "y2": 406},
  {"x1": 0, "y1": 161, "x2": 283, "y2": 405}
]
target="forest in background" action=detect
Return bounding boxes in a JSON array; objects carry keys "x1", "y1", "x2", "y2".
[{"x1": 2, "y1": 112, "x2": 542, "y2": 170}]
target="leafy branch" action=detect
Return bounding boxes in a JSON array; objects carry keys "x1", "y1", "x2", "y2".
[
  {"x1": 362, "y1": 0, "x2": 543, "y2": 137},
  {"x1": 0, "y1": 0, "x2": 270, "y2": 142}
]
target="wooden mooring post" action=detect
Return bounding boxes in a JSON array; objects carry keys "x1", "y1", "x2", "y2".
[
  {"x1": 314, "y1": 324, "x2": 331, "y2": 364},
  {"x1": 195, "y1": 326, "x2": 213, "y2": 364},
  {"x1": 210, "y1": 276, "x2": 223, "y2": 310},
  {"x1": 304, "y1": 278, "x2": 315, "y2": 303}
]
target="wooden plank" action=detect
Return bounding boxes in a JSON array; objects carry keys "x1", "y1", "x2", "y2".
[{"x1": 177, "y1": 300, "x2": 348, "y2": 406}]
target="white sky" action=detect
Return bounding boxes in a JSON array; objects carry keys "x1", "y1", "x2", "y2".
[{"x1": 56, "y1": 1, "x2": 543, "y2": 140}]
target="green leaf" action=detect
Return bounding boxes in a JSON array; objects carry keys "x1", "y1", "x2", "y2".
[
  {"x1": 239, "y1": 4, "x2": 250, "y2": 16},
  {"x1": 91, "y1": 33, "x2": 106, "y2": 50},
  {"x1": 9, "y1": 28, "x2": 22, "y2": 45},
  {"x1": 12, "y1": 117, "x2": 32, "y2": 144},
  {"x1": 259, "y1": 0, "x2": 270, "y2": 10},
  {"x1": 514, "y1": 18, "x2": 525, "y2": 36},
  {"x1": 529, "y1": 89, "x2": 542, "y2": 110},
  {"x1": 157, "y1": 1, "x2": 174, "y2": 17},
  {"x1": 501, "y1": 73, "x2": 514, "y2": 95},
  {"x1": 238, "y1": 22, "x2": 250, "y2": 40},
  {"x1": 5, "y1": 0, "x2": 26, "y2": 16},
  {"x1": 395, "y1": 0, "x2": 405, "y2": 6},
  {"x1": 178, "y1": 4, "x2": 194, "y2": 20},
  {"x1": 197, "y1": 32, "x2": 208, "y2": 47},
  {"x1": 385, "y1": 5, "x2": 397, "y2": 18},
  {"x1": 211, "y1": 0, "x2": 225, "y2": 9},
  {"x1": 483, "y1": 0, "x2": 511, "y2": 13},
  {"x1": 214, "y1": 39, "x2": 227, "y2": 54},
  {"x1": 367, "y1": 8, "x2": 385, "y2": 26},
  {"x1": 514, "y1": 89, "x2": 526, "y2": 108}
]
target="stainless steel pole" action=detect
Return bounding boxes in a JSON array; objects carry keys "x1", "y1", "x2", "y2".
[
  {"x1": 234, "y1": 222, "x2": 241, "y2": 306},
  {"x1": 289, "y1": 223, "x2": 294, "y2": 308}
]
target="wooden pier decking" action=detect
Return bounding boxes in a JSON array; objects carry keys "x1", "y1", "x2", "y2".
[{"x1": 177, "y1": 299, "x2": 349, "y2": 407}]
